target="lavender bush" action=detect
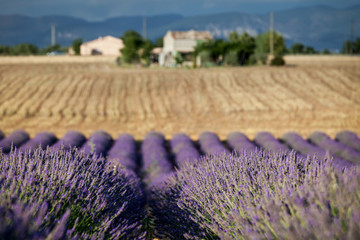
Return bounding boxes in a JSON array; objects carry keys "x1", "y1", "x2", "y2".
[
  {"x1": 0, "y1": 129, "x2": 4, "y2": 140},
  {"x1": 19, "y1": 131, "x2": 57, "y2": 152},
  {"x1": 52, "y1": 130, "x2": 86, "y2": 151},
  {"x1": 254, "y1": 131, "x2": 289, "y2": 152},
  {"x1": 336, "y1": 131, "x2": 360, "y2": 152},
  {"x1": 140, "y1": 131, "x2": 174, "y2": 186},
  {"x1": 198, "y1": 131, "x2": 230, "y2": 155},
  {"x1": 170, "y1": 133, "x2": 200, "y2": 169},
  {"x1": 309, "y1": 131, "x2": 360, "y2": 165},
  {"x1": 80, "y1": 130, "x2": 113, "y2": 156},
  {"x1": 0, "y1": 201, "x2": 72, "y2": 240},
  {"x1": 227, "y1": 131, "x2": 257, "y2": 153},
  {"x1": 168, "y1": 150, "x2": 360, "y2": 239},
  {"x1": 282, "y1": 132, "x2": 353, "y2": 169},
  {"x1": 149, "y1": 178, "x2": 217, "y2": 240},
  {"x1": 0, "y1": 130, "x2": 30, "y2": 154},
  {"x1": 107, "y1": 133, "x2": 139, "y2": 173},
  {"x1": 0, "y1": 147, "x2": 146, "y2": 239}
]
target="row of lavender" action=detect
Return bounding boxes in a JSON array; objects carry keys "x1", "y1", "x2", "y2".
[
  {"x1": 1, "y1": 129, "x2": 359, "y2": 239},
  {"x1": 1, "y1": 129, "x2": 360, "y2": 171}
]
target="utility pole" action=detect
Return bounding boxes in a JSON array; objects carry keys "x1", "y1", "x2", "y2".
[
  {"x1": 142, "y1": 16, "x2": 147, "y2": 39},
  {"x1": 51, "y1": 25, "x2": 56, "y2": 46},
  {"x1": 270, "y1": 11, "x2": 274, "y2": 56}
]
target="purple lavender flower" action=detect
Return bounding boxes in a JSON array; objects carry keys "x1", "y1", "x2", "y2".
[
  {"x1": 282, "y1": 132, "x2": 353, "y2": 169},
  {"x1": 227, "y1": 131, "x2": 257, "y2": 153},
  {"x1": 149, "y1": 175, "x2": 215, "y2": 239},
  {"x1": 170, "y1": 150, "x2": 360, "y2": 239},
  {"x1": 0, "y1": 201, "x2": 71, "y2": 240},
  {"x1": 309, "y1": 131, "x2": 360, "y2": 165},
  {"x1": 0, "y1": 130, "x2": 30, "y2": 154},
  {"x1": 141, "y1": 131, "x2": 174, "y2": 186},
  {"x1": 107, "y1": 133, "x2": 139, "y2": 173},
  {"x1": 19, "y1": 131, "x2": 57, "y2": 152},
  {"x1": 0, "y1": 147, "x2": 146, "y2": 239},
  {"x1": 198, "y1": 131, "x2": 230, "y2": 155},
  {"x1": 254, "y1": 132, "x2": 289, "y2": 152},
  {"x1": 170, "y1": 133, "x2": 200, "y2": 168},
  {"x1": 336, "y1": 130, "x2": 360, "y2": 152},
  {"x1": 80, "y1": 130, "x2": 113, "y2": 157},
  {"x1": 52, "y1": 130, "x2": 86, "y2": 151}
]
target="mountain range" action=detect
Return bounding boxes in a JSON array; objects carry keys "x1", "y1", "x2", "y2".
[{"x1": 1, "y1": 5, "x2": 359, "y2": 51}]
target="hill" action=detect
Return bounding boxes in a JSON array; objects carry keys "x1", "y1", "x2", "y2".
[{"x1": 0, "y1": 5, "x2": 360, "y2": 50}]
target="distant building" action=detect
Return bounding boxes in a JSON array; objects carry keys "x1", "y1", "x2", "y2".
[
  {"x1": 150, "y1": 47, "x2": 163, "y2": 64},
  {"x1": 80, "y1": 35, "x2": 124, "y2": 56},
  {"x1": 159, "y1": 30, "x2": 213, "y2": 66}
]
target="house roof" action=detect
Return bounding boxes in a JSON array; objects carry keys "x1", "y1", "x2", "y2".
[
  {"x1": 82, "y1": 35, "x2": 123, "y2": 46},
  {"x1": 151, "y1": 47, "x2": 163, "y2": 54},
  {"x1": 167, "y1": 30, "x2": 213, "y2": 40}
]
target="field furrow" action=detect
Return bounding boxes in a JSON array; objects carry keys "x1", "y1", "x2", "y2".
[{"x1": 0, "y1": 56, "x2": 358, "y2": 139}]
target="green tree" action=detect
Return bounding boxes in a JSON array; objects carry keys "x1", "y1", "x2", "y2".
[
  {"x1": 10, "y1": 43, "x2": 39, "y2": 55},
  {"x1": 155, "y1": 37, "x2": 163, "y2": 48},
  {"x1": 226, "y1": 31, "x2": 255, "y2": 65},
  {"x1": 72, "y1": 38, "x2": 83, "y2": 55},
  {"x1": 42, "y1": 44, "x2": 62, "y2": 54},
  {"x1": 342, "y1": 40, "x2": 352, "y2": 54},
  {"x1": 0, "y1": 45, "x2": 11, "y2": 55},
  {"x1": 228, "y1": 31, "x2": 241, "y2": 42},
  {"x1": 120, "y1": 30, "x2": 144, "y2": 64},
  {"x1": 304, "y1": 46, "x2": 317, "y2": 54},
  {"x1": 322, "y1": 49, "x2": 331, "y2": 54},
  {"x1": 354, "y1": 38, "x2": 360, "y2": 53},
  {"x1": 254, "y1": 31, "x2": 287, "y2": 64},
  {"x1": 289, "y1": 43, "x2": 304, "y2": 54},
  {"x1": 342, "y1": 38, "x2": 360, "y2": 54},
  {"x1": 194, "y1": 39, "x2": 227, "y2": 64},
  {"x1": 141, "y1": 39, "x2": 154, "y2": 65}
]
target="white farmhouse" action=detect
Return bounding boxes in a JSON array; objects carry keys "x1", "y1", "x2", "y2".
[
  {"x1": 80, "y1": 35, "x2": 124, "y2": 56},
  {"x1": 159, "y1": 30, "x2": 213, "y2": 66}
]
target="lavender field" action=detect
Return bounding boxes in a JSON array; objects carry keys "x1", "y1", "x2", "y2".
[{"x1": 0, "y1": 129, "x2": 359, "y2": 239}]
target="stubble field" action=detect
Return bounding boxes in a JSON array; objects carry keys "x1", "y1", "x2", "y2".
[{"x1": 0, "y1": 55, "x2": 359, "y2": 140}]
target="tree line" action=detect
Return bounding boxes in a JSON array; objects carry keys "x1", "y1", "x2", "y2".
[
  {"x1": 119, "y1": 30, "x2": 360, "y2": 67},
  {"x1": 1, "y1": 31, "x2": 359, "y2": 65},
  {"x1": 0, "y1": 38, "x2": 83, "y2": 56},
  {"x1": 0, "y1": 43, "x2": 68, "y2": 56}
]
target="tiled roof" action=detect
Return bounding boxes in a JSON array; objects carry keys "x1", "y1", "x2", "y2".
[{"x1": 169, "y1": 30, "x2": 213, "y2": 40}]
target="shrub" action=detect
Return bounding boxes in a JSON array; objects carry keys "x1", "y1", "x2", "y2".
[
  {"x1": 224, "y1": 50, "x2": 239, "y2": 66},
  {"x1": 270, "y1": 55, "x2": 285, "y2": 66},
  {"x1": 335, "y1": 131, "x2": 360, "y2": 152},
  {"x1": 0, "y1": 130, "x2": 30, "y2": 154},
  {"x1": 198, "y1": 131, "x2": 230, "y2": 155},
  {"x1": 309, "y1": 131, "x2": 360, "y2": 165},
  {"x1": 165, "y1": 150, "x2": 359, "y2": 239},
  {"x1": 170, "y1": 133, "x2": 200, "y2": 169},
  {"x1": 0, "y1": 147, "x2": 146, "y2": 239},
  {"x1": 227, "y1": 132, "x2": 257, "y2": 153},
  {"x1": 198, "y1": 50, "x2": 214, "y2": 67}
]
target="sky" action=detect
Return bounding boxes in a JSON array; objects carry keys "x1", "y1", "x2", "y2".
[{"x1": 0, "y1": 0, "x2": 359, "y2": 21}]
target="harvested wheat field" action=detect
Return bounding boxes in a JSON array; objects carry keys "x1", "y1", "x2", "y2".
[{"x1": 0, "y1": 55, "x2": 359, "y2": 140}]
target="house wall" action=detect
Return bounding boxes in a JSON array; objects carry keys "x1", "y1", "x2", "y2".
[
  {"x1": 81, "y1": 37, "x2": 124, "y2": 56},
  {"x1": 163, "y1": 33, "x2": 175, "y2": 52},
  {"x1": 173, "y1": 39, "x2": 197, "y2": 52}
]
